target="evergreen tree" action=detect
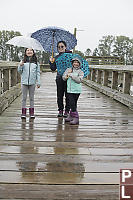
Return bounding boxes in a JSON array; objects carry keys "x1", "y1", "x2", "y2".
[
  {"x1": 0, "y1": 30, "x2": 22, "y2": 61},
  {"x1": 113, "y1": 36, "x2": 133, "y2": 64},
  {"x1": 92, "y1": 35, "x2": 133, "y2": 64},
  {"x1": 92, "y1": 48, "x2": 99, "y2": 56},
  {"x1": 98, "y1": 35, "x2": 115, "y2": 56},
  {"x1": 75, "y1": 50, "x2": 85, "y2": 58},
  {"x1": 84, "y1": 48, "x2": 91, "y2": 56}
]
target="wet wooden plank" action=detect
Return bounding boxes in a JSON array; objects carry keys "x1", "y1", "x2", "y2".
[
  {"x1": 0, "y1": 116, "x2": 133, "y2": 124},
  {"x1": 0, "y1": 136, "x2": 133, "y2": 143},
  {"x1": 0, "y1": 140, "x2": 133, "y2": 148},
  {"x1": 0, "y1": 154, "x2": 133, "y2": 163},
  {"x1": 0, "y1": 184, "x2": 118, "y2": 200},
  {"x1": 0, "y1": 160, "x2": 133, "y2": 172},
  {"x1": 0, "y1": 171, "x2": 119, "y2": 184},
  {"x1": 1, "y1": 131, "x2": 133, "y2": 138},
  {"x1": 0, "y1": 146, "x2": 133, "y2": 156}
]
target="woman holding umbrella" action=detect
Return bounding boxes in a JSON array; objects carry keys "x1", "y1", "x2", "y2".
[
  {"x1": 49, "y1": 41, "x2": 72, "y2": 117},
  {"x1": 31, "y1": 26, "x2": 77, "y2": 118}
]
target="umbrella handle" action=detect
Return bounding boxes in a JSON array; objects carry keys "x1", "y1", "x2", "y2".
[
  {"x1": 51, "y1": 31, "x2": 55, "y2": 63},
  {"x1": 51, "y1": 47, "x2": 55, "y2": 63},
  {"x1": 51, "y1": 58, "x2": 55, "y2": 63}
]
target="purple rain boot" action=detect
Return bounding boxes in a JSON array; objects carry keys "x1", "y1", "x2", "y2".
[
  {"x1": 65, "y1": 110, "x2": 73, "y2": 122},
  {"x1": 70, "y1": 111, "x2": 79, "y2": 125},
  {"x1": 21, "y1": 108, "x2": 26, "y2": 119},
  {"x1": 29, "y1": 108, "x2": 35, "y2": 119}
]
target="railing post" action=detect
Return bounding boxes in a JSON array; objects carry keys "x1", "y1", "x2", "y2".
[
  {"x1": 86, "y1": 73, "x2": 90, "y2": 80},
  {"x1": 97, "y1": 70, "x2": 102, "y2": 84},
  {"x1": 123, "y1": 72, "x2": 131, "y2": 94},
  {"x1": 11, "y1": 68, "x2": 18, "y2": 86},
  {"x1": 17, "y1": 72, "x2": 21, "y2": 84},
  {"x1": 89, "y1": 69, "x2": 92, "y2": 80},
  {"x1": 0, "y1": 62, "x2": 22, "y2": 115},
  {"x1": 3, "y1": 69, "x2": 9, "y2": 92},
  {"x1": 91, "y1": 69, "x2": 96, "y2": 81},
  {"x1": 111, "y1": 71, "x2": 118, "y2": 89},
  {"x1": 0, "y1": 69, "x2": 2, "y2": 94},
  {"x1": 103, "y1": 70, "x2": 109, "y2": 86},
  {"x1": 9, "y1": 69, "x2": 11, "y2": 89}
]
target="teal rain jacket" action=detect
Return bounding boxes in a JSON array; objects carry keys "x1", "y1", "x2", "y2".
[{"x1": 62, "y1": 67, "x2": 84, "y2": 93}]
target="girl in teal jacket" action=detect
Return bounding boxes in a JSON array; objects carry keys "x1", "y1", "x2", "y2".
[
  {"x1": 18, "y1": 48, "x2": 40, "y2": 119},
  {"x1": 62, "y1": 57, "x2": 84, "y2": 125}
]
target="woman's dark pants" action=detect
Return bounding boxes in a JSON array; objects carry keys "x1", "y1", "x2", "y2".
[{"x1": 56, "y1": 75, "x2": 70, "y2": 112}]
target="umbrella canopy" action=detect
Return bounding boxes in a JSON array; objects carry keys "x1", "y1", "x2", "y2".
[
  {"x1": 55, "y1": 53, "x2": 90, "y2": 77},
  {"x1": 6, "y1": 36, "x2": 44, "y2": 51},
  {"x1": 31, "y1": 26, "x2": 77, "y2": 53}
]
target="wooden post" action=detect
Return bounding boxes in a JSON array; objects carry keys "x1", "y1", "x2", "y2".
[
  {"x1": 0, "y1": 69, "x2": 2, "y2": 94},
  {"x1": 9, "y1": 69, "x2": 11, "y2": 89},
  {"x1": 3, "y1": 69, "x2": 9, "y2": 92},
  {"x1": 123, "y1": 72, "x2": 131, "y2": 94},
  {"x1": 103, "y1": 70, "x2": 109, "y2": 86},
  {"x1": 111, "y1": 71, "x2": 118, "y2": 89},
  {"x1": 87, "y1": 73, "x2": 91, "y2": 80},
  {"x1": 97, "y1": 70, "x2": 102, "y2": 84},
  {"x1": 17, "y1": 72, "x2": 21, "y2": 83},
  {"x1": 91, "y1": 69, "x2": 96, "y2": 81},
  {"x1": 11, "y1": 68, "x2": 17, "y2": 86}
]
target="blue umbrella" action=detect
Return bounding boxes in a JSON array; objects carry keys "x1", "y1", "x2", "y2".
[
  {"x1": 31, "y1": 26, "x2": 77, "y2": 57},
  {"x1": 55, "y1": 53, "x2": 90, "y2": 77}
]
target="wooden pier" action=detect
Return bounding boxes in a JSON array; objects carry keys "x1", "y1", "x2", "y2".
[{"x1": 0, "y1": 72, "x2": 133, "y2": 199}]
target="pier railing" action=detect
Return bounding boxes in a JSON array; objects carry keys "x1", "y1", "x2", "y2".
[
  {"x1": 83, "y1": 65, "x2": 133, "y2": 110},
  {"x1": 85, "y1": 56, "x2": 124, "y2": 65},
  {"x1": 0, "y1": 61, "x2": 21, "y2": 113}
]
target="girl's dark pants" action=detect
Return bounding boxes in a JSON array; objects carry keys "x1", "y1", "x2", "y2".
[
  {"x1": 68, "y1": 93, "x2": 80, "y2": 112},
  {"x1": 56, "y1": 75, "x2": 70, "y2": 112}
]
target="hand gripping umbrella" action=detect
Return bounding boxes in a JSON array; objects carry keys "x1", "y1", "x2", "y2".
[
  {"x1": 6, "y1": 36, "x2": 44, "y2": 51},
  {"x1": 55, "y1": 53, "x2": 90, "y2": 77},
  {"x1": 31, "y1": 26, "x2": 77, "y2": 59}
]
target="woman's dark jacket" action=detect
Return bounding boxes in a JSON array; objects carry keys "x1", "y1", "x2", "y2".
[{"x1": 49, "y1": 50, "x2": 72, "y2": 75}]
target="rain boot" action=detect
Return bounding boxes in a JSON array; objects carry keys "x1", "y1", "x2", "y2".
[
  {"x1": 70, "y1": 111, "x2": 79, "y2": 125},
  {"x1": 21, "y1": 108, "x2": 26, "y2": 119},
  {"x1": 29, "y1": 108, "x2": 35, "y2": 119},
  {"x1": 65, "y1": 110, "x2": 73, "y2": 122}
]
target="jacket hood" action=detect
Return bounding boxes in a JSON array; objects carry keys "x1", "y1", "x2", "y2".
[{"x1": 71, "y1": 57, "x2": 82, "y2": 66}]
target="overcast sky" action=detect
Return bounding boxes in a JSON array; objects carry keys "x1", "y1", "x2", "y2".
[{"x1": 1, "y1": 0, "x2": 133, "y2": 53}]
